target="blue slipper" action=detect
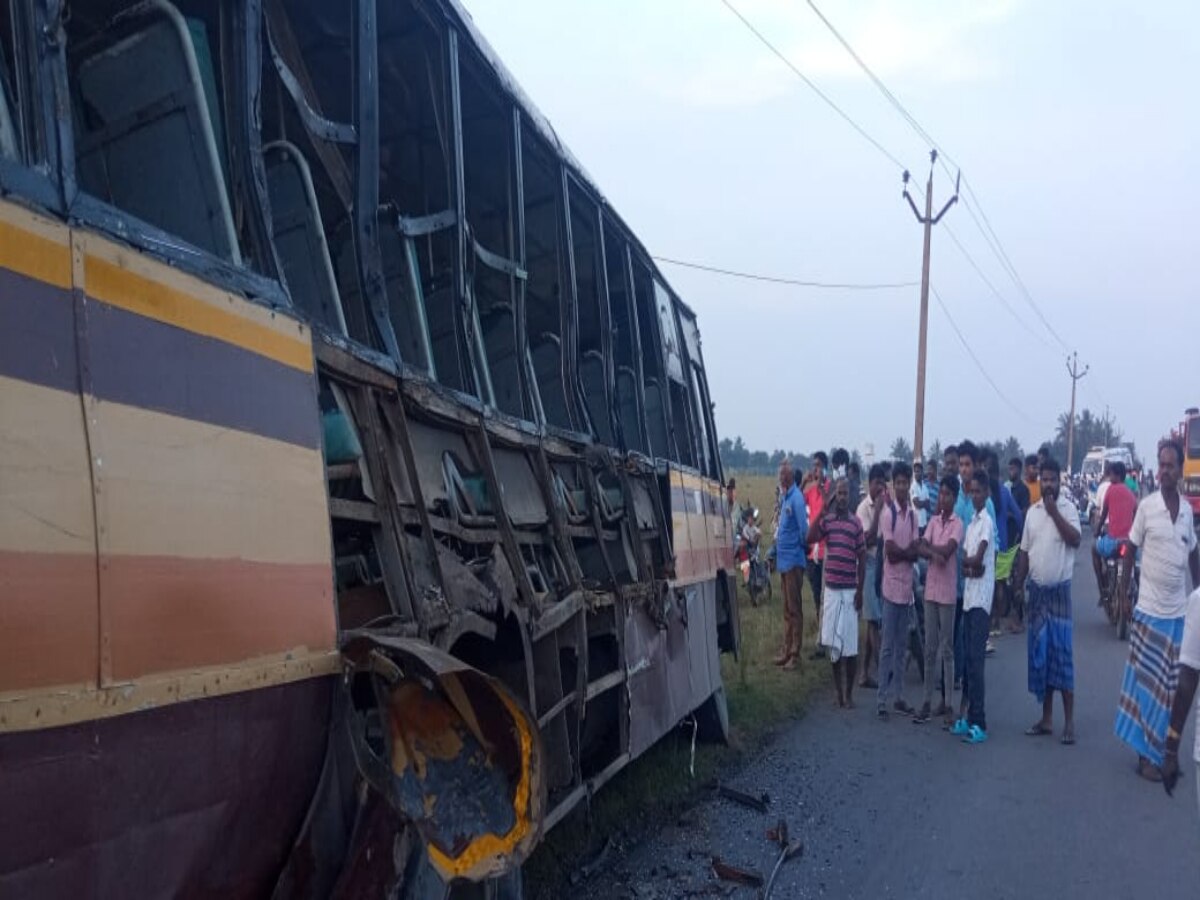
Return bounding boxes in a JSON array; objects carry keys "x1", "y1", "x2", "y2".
[
  {"x1": 962, "y1": 725, "x2": 988, "y2": 744},
  {"x1": 949, "y1": 718, "x2": 970, "y2": 736}
]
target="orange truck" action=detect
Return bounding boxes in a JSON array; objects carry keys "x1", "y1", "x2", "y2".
[{"x1": 1174, "y1": 408, "x2": 1200, "y2": 519}]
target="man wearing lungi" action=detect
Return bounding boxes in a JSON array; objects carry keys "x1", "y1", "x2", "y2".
[
  {"x1": 1161, "y1": 587, "x2": 1200, "y2": 816},
  {"x1": 1014, "y1": 456, "x2": 1082, "y2": 745},
  {"x1": 1116, "y1": 440, "x2": 1200, "y2": 782},
  {"x1": 808, "y1": 478, "x2": 866, "y2": 708}
]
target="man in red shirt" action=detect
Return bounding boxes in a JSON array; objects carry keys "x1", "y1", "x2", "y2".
[
  {"x1": 1092, "y1": 460, "x2": 1138, "y2": 607},
  {"x1": 802, "y1": 451, "x2": 832, "y2": 659}
]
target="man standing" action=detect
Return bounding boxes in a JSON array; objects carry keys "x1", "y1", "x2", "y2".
[
  {"x1": 912, "y1": 459, "x2": 932, "y2": 537},
  {"x1": 915, "y1": 475, "x2": 963, "y2": 725},
  {"x1": 1024, "y1": 454, "x2": 1042, "y2": 507},
  {"x1": 847, "y1": 461, "x2": 863, "y2": 509},
  {"x1": 803, "y1": 451, "x2": 831, "y2": 659},
  {"x1": 953, "y1": 471, "x2": 996, "y2": 744},
  {"x1": 857, "y1": 464, "x2": 888, "y2": 688},
  {"x1": 1009, "y1": 456, "x2": 1031, "y2": 514},
  {"x1": 1014, "y1": 457, "x2": 1081, "y2": 745},
  {"x1": 1115, "y1": 441, "x2": 1200, "y2": 781},
  {"x1": 878, "y1": 462, "x2": 919, "y2": 718},
  {"x1": 955, "y1": 442, "x2": 996, "y2": 678},
  {"x1": 943, "y1": 445, "x2": 959, "y2": 490},
  {"x1": 808, "y1": 479, "x2": 867, "y2": 707},
  {"x1": 982, "y1": 450, "x2": 1024, "y2": 639},
  {"x1": 773, "y1": 460, "x2": 808, "y2": 671},
  {"x1": 1160, "y1": 588, "x2": 1200, "y2": 817},
  {"x1": 727, "y1": 478, "x2": 741, "y2": 553}
]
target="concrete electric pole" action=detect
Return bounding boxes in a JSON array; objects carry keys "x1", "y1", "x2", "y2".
[
  {"x1": 902, "y1": 150, "x2": 959, "y2": 463},
  {"x1": 1065, "y1": 351, "x2": 1089, "y2": 473}
]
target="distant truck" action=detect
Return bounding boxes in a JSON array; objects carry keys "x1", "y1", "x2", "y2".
[{"x1": 1170, "y1": 408, "x2": 1200, "y2": 520}]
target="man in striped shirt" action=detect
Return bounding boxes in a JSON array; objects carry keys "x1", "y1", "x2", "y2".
[{"x1": 808, "y1": 478, "x2": 867, "y2": 707}]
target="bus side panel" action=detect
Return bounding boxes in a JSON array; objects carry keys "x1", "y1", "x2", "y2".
[
  {"x1": 71, "y1": 231, "x2": 337, "y2": 684},
  {"x1": 0, "y1": 199, "x2": 100, "y2": 700}
]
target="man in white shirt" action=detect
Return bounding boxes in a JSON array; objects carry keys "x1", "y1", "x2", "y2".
[
  {"x1": 1161, "y1": 588, "x2": 1200, "y2": 817},
  {"x1": 1014, "y1": 457, "x2": 1082, "y2": 745},
  {"x1": 951, "y1": 471, "x2": 995, "y2": 744},
  {"x1": 1115, "y1": 441, "x2": 1200, "y2": 782},
  {"x1": 912, "y1": 459, "x2": 932, "y2": 535}
]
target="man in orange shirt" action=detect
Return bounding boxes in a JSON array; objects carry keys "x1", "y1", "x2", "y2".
[{"x1": 1024, "y1": 454, "x2": 1042, "y2": 506}]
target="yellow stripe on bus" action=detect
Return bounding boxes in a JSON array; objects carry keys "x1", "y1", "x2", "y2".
[
  {"x1": 84, "y1": 253, "x2": 313, "y2": 373},
  {"x1": 0, "y1": 218, "x2": 71, "y2": 289}
]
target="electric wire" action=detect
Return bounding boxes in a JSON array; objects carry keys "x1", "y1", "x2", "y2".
[
  {"x1": 803, "y1": 0, "x2": 1075, "y2": 355},
  {"x1": 931, "y1": 285, "x2": 1036, "y2": 424},
  {"x1": 721, "y1": 0, "x2": 1094, "y2": 434},
  {"x1": 653, "y1": 256, "x2": 918, "y2": 290},
  {"x1": 942, "y1": 224, "x2": 1052, "y2": 349},
  {"x1": 718, "y1": 0, "x2": 911, "y2": 172}
]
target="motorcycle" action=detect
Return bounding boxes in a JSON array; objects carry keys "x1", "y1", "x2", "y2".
[
  {"x1": 745, "y1": 537, "x2": 772, "y2": 607},
  {"x1": 736, "y1": 508, "x2": 772, "y2": 607},
  {"x1": 1099, "y1": 535, "x2": 1139, "y2": 641}
]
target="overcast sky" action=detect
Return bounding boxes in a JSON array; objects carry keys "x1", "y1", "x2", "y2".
[{"x1": 462, "y1": 0, "x2": 1198, "y2": 462}]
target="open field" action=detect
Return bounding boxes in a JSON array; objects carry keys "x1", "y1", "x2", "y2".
[{"x1": 525, "y1": 471, "x2": 828, "y2": 894}]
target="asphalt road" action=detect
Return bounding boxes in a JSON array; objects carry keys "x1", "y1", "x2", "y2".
[{"x1": 579, "y1": 548, "x2": 1200, "y2": 899}]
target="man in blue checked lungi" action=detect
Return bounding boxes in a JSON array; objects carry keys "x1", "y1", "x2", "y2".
[
  {"x1": 1013, "y1": 457, "x2": 1082, "y2": 745},
  {"x1": 1115, "y1": 440, "x2": 1200, "y2": 782}
]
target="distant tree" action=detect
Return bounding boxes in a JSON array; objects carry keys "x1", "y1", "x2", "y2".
[
  {"x1": 927, "y1": 439, "x2": 942, "y2": 464},
  {"x1": 1044, "y1": 407, "x2": 1133, "y2": 472},
  {"x1": 889, "y1": 437, "x2": 913, "y2": 464},
  {"x1": 1000, "y1": 436, "x2": 1023, "y2": 465}
]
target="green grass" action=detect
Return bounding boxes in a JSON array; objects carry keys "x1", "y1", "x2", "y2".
[{"x1": 524, "y1": 472, "x2": 827, "y2": 895}]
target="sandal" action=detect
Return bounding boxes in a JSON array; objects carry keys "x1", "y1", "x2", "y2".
[
  {"x1": 1024, "y1": 723, "x2": 1053, "y2": 737},
  {"x1": 962, "y1": 725, "x2": 988, "y2": 744}
]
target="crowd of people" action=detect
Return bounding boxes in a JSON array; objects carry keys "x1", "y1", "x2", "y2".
[{"x1": 725, "y1": 438, "x2": 1200, "y2": 816}]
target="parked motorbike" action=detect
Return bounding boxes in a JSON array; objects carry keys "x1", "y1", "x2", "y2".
[
  {"x1": 1099, "y1": 536, "x2": 1139, "y2": 641},
  {"x1": 736, "y1": 508, "x2": 772, "y2": 606},
  {"x1": 745, "y1": 536, "x2": 772, "y2": 607}
]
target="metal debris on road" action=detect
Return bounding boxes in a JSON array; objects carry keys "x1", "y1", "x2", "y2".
[
  {"x1": 765, "y1": 819, "x2": 789, "y2": 846},
  {"x1": 716, "y1": 782, "x2": 771, "y2": 813},
  {"x1": 710, "y1": 856, "x2": 764, "y2": 887}
]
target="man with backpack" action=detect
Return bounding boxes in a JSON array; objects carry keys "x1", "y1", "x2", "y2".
[{"x1": 878, "y1": 462, "x2": 920, "y2": 719}]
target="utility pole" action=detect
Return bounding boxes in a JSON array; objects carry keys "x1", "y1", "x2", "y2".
[
  {"x1": 902, "y1": 150, "x2": 959, "y2": 463},
  {"x1": 1065, "y1": 352, "x2": 1089, "y2": 474}
]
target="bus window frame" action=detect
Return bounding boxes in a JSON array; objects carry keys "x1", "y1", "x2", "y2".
[
  {"x1": 45, "y1": 0, "x2": 290, "y2": 309},
  {"x1": 0, "y1": 0, "x2": 63, "y2": 212}
]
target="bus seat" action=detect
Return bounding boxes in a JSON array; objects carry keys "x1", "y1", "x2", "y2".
[
  {"x1": 616, "y1": 365, "x2": 642, "y2": 452},
  {"x1": 264, "y1": 140, "x2": 348, "y2": 335},
  {"x1": 580, "y1": 349, "x2": 611, "y2": 444},
  {"x1": 70, "y1": 0, "x2": 239, "y2": 262},
  {"x1": 643, "y1": 377, "x2": 668, "y2": 459},
  {"x1": 531, "y1": 332, "x2": 571, "y2": 428}
]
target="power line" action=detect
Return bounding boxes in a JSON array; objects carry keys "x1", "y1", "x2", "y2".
[
  {"x1": 718, "y1": 0, "x2": 910, "y2": 172},
  {"x1": 802, "y1": 0, "x2": 1074, "y2": 355},
  {"x1": 653, "y1": 255, "x2": 918, "y2": 289},
  {"x1": 930, "y1": 285, "x2": 1035, "y2": 424},
  {"x1": 959, "y1": 186, "x2": 1070, "y2": 351},
  {"x1": 942, "y1": 223, "x2": 1051, "y2": 349},
  {"x1": 803, "y1": 0, "x2": 943, "y2": 153}
]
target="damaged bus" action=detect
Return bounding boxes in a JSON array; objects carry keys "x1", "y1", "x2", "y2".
[{"x1": 0, "y1": 0, "x2": 736, "y2": 896}]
